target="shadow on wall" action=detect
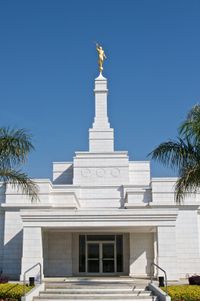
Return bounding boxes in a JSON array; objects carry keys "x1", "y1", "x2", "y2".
[
  {"x1": 53, "y1": 165, "x2": 73, "y2": 185},
  {"x1": 3, "y1": 230, "x2": 23, "y2": 280},
  {"x1": 0, "y1": 184, "x2": 6, "y2": 204},
  {"x1": 118, "y1": 185, "x2": 124, "y2": 208}
]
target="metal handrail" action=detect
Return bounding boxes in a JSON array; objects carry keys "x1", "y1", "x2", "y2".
[
  {"x1": 23, "y1": 262, "x2": 42, "y2": 296},
  {"x1": 150, "y1": 262, "x2": 168, "y2": 295}
]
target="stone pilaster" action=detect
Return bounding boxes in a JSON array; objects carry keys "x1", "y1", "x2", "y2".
[
  {"x1": 157, "y1": 226, "x2": 178, "y2": 280},
  {"x1": 129, "y1": 233, "x2": 154, "y2": 277},
  {"x1": 20, "y1": 227, "x2": 44, "y2": 281}
]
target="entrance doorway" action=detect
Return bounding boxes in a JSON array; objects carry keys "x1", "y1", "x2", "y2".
[
  {"x1": 79, "y1": 234, "x2": 123, "y2": 275},
  {"x1": 87, "y1": 242, "x2": 115, "y2": 273}
]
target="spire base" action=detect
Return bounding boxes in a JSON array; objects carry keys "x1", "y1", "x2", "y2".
[{"x1": 95, "y1": 72, "x2": 107, "y2": 80}]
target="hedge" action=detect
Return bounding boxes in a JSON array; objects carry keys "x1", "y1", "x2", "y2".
[
  {"x1": 0, "y1": 283, "x2": 33, "y2": 301},
  {"x1": 162, "y1": 285, "x2": 200, "y2": 301}
]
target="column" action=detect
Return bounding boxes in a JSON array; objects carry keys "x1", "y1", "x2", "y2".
[
  {"x1": 153, "y1": 231, "x2": 158, "y2": 277},
  {"x1": 20, "y1": 227, "x2": 44, "y2": 281},
  {"x1": 3, "y1": 211, "x2": 23, "y2": 279},
  {"x1": 129, "y1": 233, "x2": 154, "y2": 277},
  {"x1": 157, "y1": 226, "x2": 178, "y2": 280}
]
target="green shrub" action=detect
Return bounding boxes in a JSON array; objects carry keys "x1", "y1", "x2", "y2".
[
  {"x1": 0, "y1": 283, "x2": 33, "y2": 301},
  {"x1": 162, "y1": 285, "x2": 200, "y2": 301}
]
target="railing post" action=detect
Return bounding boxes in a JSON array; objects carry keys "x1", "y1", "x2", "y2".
[
  {"x1": 150, "y1": 262, "x2": 168, "y2": 295},
  {"x1": 150, "y1": 262, "x2": 153, "y2": 283},
  {"x1": 23, "y1": 263, "x2": 42, "y2": 297}
]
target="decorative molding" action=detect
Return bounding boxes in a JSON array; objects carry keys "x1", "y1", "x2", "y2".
[
  {"x1": 111, "y1": 168, "x2": 120, "y2": 177},
  {"x1": 96, "y1": 168, "x2": 105, "y2": 177},
  {"x1": 81, "y1": 168, "x2": 92, "y2": 177},
  {"x1": 80, "y1": 168, "x2": 121, "y2": 178},
  {"x1": 20, "y1": 208, "x2": 178, "y2": 227}
]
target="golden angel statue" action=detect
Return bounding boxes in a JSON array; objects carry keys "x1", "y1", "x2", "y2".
[{"x1": 96, "y1": 43, "x2": 107, "y2": 73}]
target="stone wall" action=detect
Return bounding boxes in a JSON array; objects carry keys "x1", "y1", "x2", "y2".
[
  {"x1": 176, "y1": 209, "x2": 200, "y2": 277},
  {"x1": 3, "y1": 211, "x2": 23, "y2": 279},
  {"x1": 43, "y1": 232, "x2": 72, "y2": 277},
  {"x1": 129, "y1": 233, "x2": 154, "y2": 277}
]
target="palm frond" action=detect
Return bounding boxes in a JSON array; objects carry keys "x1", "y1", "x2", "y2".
[
  {"x1": 179, "y1": 104, "x2": 200, "y2": 142},
  {"x1": 149, "y1": 104, "x2": 200, "y2": 203},
  {"x1": 148, "y1": 138, "x2": 196, "y2": 170},
  {"x1": 0, "y1": 168, "x2": 39, "y2": 202},
  {"x1": 0, "y1": 127, "x2": 34, "y2": 169},
  {"x1": 175, "y1": 163, "x2": 200, "y2": 203}
]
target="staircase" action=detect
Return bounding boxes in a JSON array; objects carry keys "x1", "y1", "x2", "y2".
[{"x1": 34, "y1": 278, "x2": 155, "y2": 301}]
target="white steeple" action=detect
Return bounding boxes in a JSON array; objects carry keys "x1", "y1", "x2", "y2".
[{"x1": 89, "y1": 73, "x2": 114, "y2": 152}]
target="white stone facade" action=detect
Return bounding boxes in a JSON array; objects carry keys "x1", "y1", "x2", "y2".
[{"x1": 0, "y1": 74, "x2": 200, "y2": 281}]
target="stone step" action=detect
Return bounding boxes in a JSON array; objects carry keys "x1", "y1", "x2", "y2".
[
  {"x1": 45, "y1": 288, "x2": 147, "y2": 293},
  {"x1": 45, "y1": 279, "x2": 135, "y2": 284},
  {"x1": 34, "y1": 297, "x2": 154, "y2": 301},
  {"x1": 40, "y1": 292, "x2": 151, "y2": 297},
  {"x1": 46, "y1": 280, "x2": 134, "y2": 286},
  {"x1": 33, "y1": 296, "x2": 156, "y2": 301},
  {"x1": 45, "y1": 284, "x2": 139, "y2": 289},
  {"x1": 47, "y1": 278, "x2": 135, "y2": 282},
  {"x1": 45, "y1": 284, "x2": 136, "y2": 288},
  {"x1": 40, "y1": 279, "x2": 154, "y2": 301}
]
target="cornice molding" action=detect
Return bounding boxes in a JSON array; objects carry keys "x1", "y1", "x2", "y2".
[{"x1": 20, "y1": 208, "x2": 178, "y2": 227}]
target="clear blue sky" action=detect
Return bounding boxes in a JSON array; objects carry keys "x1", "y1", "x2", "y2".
[{"x1": 0, "y1": 0, "x2": 200, "y2": 179}]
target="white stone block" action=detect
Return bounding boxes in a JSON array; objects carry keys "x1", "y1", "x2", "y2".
[
  {"x1": 129, "y1": 233, "x2": 154, "y2": 277},
  {"x1": 53, "y1": 162, "x2": 73, "y2": 184},
  {"x1": 157, "y1": 226, "x2": 178, "y2": 280},
  {"x1": 43, "y1": 232, "x2": 72, "y2": 276},
  {"x1": 129, "y1": 161, "x2": 151, "y2": 186}
]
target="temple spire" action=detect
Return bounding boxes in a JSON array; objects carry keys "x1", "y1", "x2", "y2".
[{"x1": 89, "y1": 74, "x2": 114, "y2": 152}]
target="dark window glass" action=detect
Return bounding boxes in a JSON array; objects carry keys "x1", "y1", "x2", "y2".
[
  {"x1": 103, "y1": 260, "x2": 115, "y2": 273},
  {"x1": 103, "y1": 243, "x2": 114, "y2": 259},
  {"x1": 116, "y1": 235, "x2": 123, "y2": 272},
  {"x1": 88, "y1": 260, "x2": 99, "y2": 272},
  {"x1": 79, "y1": 235, "x2": 86, "y2": 272},
  {"x1": 88, "y1": 243, "x2": 99, "y2": 258},
  {"x1": 87, "y1": 235, "x2": 115, "y2": 241}
]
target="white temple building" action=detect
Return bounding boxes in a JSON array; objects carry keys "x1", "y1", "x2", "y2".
[{"x1": 0, "y1": 72, "x2": 200, "y2": 281}]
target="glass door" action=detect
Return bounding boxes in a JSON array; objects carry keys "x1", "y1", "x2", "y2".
[
  {"x1": 81, "y1": 235, "x2": 123, "y2": 274},
  {"x1": 86, "y1": 241, "x2": 115, "y2": 274},
  {"x1": 87, "y1": 243, "x2": 100, "y2": 273},
  {"x1": 102, "y1": 242, "x2": 115, "y2": 273}
]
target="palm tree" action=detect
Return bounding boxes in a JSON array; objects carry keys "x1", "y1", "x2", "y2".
[
  {"x1": 0, "y1": 127, "x2": 38, "y2": 201},
  {"x1": 149, "y1": 104, "x2": 200, "y2": 203}
]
